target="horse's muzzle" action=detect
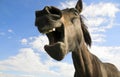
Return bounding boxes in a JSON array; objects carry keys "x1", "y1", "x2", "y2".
[{"x1": 35, "y1": 6, "x2": 63, "y2": 34}]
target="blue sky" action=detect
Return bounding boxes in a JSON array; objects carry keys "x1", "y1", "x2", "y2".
[{"x1": 0, "y1": 0, "x2": 120, "y2": 77}]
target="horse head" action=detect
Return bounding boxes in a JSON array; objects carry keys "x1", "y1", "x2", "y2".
[{"x1": 35, "y1": 0, "x2": 91, "y2": 61}]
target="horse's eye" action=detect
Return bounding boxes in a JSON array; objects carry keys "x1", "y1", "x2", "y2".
[
  {"x1": 69, "y1": 8, "x2": 79, "y2": 16},
  {"x1": 74, "y1": 11, "x2": 79, "y2": 16},
  {"x1": 73, "y1": 9, "x2": 79, "y2": 16}
]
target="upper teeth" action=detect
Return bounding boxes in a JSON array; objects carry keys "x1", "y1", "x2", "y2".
[
  {"x1": 48, "y1": 28, "x2": 56, "y2": 33},
  {"x1": 53, "y1": 28, "x2": 56, "y2": 31}
]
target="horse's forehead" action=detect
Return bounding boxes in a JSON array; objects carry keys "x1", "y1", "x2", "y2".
[
  {"x1": 62, "y1": 8, "x2": 76, "y2": 16},
  {"x1": 60, "y1": 9, "x2": 80, "y2": 28}
]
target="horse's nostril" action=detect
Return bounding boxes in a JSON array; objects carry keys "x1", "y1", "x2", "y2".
[
  {"x1": 35, "y1": 11, "x2": 41, "y2": 17},
  {"x1": 45, "y1": 6, "x2": 62, "y2": 18}
]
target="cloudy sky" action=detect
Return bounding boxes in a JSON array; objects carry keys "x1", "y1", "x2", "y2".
[{"x1": 0, "y1": 0, "x2": 120, "y2": 77}]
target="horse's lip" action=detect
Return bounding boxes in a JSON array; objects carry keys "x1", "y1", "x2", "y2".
[{"x1": 44, "y1": 42, "x2": 66, "y2": 61}]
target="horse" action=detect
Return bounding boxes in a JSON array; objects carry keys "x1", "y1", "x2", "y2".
[{"x1": 35, "y1": 0, "x2": 120, "y2": 77}]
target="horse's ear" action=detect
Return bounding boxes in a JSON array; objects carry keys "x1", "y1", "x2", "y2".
[{"x1": 75, "y1": 0, "x2": 83, "y2": 13}]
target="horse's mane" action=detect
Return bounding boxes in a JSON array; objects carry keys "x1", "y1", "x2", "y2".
[{"x1": 80, "y1": 15, "x2": 92, "y2": 47}]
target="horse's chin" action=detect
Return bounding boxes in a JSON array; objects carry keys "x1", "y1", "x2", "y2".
[{"x1": 44, "y1": 42, "x2": 66, "y2": 61}]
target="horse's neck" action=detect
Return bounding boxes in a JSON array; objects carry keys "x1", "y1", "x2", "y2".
[{"x1": 72, "y1": 43, "x2": 93, "y2": 77}]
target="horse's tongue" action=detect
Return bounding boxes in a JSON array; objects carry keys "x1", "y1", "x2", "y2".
[{"x1": 44, "y1": 42, "x2": 66, "y2": 61}]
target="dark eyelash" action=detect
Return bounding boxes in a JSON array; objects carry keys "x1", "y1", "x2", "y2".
[{"x1": 74, "y1": 11, "x2": 79, "y2": 15}]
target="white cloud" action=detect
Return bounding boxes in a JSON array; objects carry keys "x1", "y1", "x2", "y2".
[
  {"x1": 0, "y1": 72, "x2": 34, "y2": 77},
  {"x1": 0, "y1": 48, "x2": 74, "y2": 77},
  {"x1": 82, "y1": 2, "x2": 119, "y2": 28},
  {"x1": 59, "y1": 0, "x2": 77, "y2": 9},
  {"x1": 0, "y1": 29, "x2": 14, "y2": 37},
  {"x1": 82, "y1": 3, "x2": 120, "y2": 43},
  {"x1": 90, "y1": 46, "x2": 120, "y2": 70},
  {"x1": 0, "y1": 72, "x2": 16, "y2": 77},
  {"x1": 0, "y1": 48, "x2": 48, "y2": 73},
  {"x1": 83, "y1": 3, "x2": 120, "y2": 18},
  {"x1": 8, "y1": 29, "x2": 13, "y2": 33},
  {"x1": 20, "y1": 38, "x2": 28, "y2": 45},
  {"x1": 91, "y1": 34, "x2": 106, "y2": 43},
  {"x1": 29, "y1": 35, "x2": 49, "y2": 52}
]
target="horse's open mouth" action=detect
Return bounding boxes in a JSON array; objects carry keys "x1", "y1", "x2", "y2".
[
  {"x1": 45, "y1": 25, "x2": 64, "y2": 46},
  {"x1": 43, "y1": 25, "x2": 66, "y2": 61}
]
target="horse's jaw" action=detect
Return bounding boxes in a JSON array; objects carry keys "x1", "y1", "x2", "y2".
[{"x1": 44, "y1": 42, "x2": 66, "y2": 61}]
